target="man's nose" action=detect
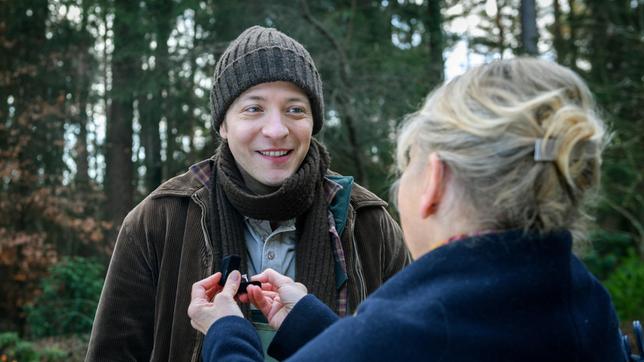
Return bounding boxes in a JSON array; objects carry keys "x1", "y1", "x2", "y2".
[{"x1": 262, "y1": 109, "x2": 289, "y2": 138}]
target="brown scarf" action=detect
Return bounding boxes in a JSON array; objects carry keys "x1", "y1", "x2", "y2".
[{"x1": 209, "y1": 139, "x2": 337, "y2": 311}]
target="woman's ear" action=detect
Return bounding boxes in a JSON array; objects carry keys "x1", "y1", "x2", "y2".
[{"x1": 419, "y1": 153, "x2": 445, "y2": 219}]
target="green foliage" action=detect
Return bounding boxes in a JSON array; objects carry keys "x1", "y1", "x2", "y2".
[
  {"x1": 584, "y1": 231, "x2": 643, "y2": 324},
  {"x1": 0, "y1": 332, "x2": 38, "y2": 362},
  {"x1": 40, "y1": 347, "x2": 67, "y2": 362},
  {"x1": 0, "y1": 332, "x2": 68, "y2": 362},
  {"x1": 605, "y1": 253, "x2": 644, "y2": 322},
  {"x1": 583, "y1": 230, "x2": 634, "y2": 280},
  {"x1": 25, "y1": 257, "x2": 105, "y2": 338},
  {"x1": 0, "y1": 332, "x2": 20, "y2": 351}
]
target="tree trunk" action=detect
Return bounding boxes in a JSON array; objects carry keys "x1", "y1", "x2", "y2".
[
  {"x1": 520, "y1": 0, "x2": 539, "y2": 55},
  {"x1": 105, "y1": 0, "x2": 138, "y2": 235},
  {"x1": 425, "y1": 0, "x2": 445, "y2": 86},
  {"x1": 587, "y1": 0, "x2": 609, "y2": 83},
  {"x1": 335, "y1": 94, "x2": 367, "y2": 186},
  {"x1": 300, "y1": 0, "x2": 367, "y2": 185},
  {"x1": 140, "y1": 97, "x2": 162, "y2": 192},
  {"x1": 495, "y1": 0, "x2": 507, "y2": 57},
  {"x1": 142, "y1": 0, "x2": 172, "y2": 192},
  {"x1": 567, "y1": 0, "x2": 579, "y2": 70},
  {"x1": 552, "y1": 0, "x2": 567, "y2": 65},
  {"x1": 74, "y1": 0, "x2": 91, "y2": 189}
]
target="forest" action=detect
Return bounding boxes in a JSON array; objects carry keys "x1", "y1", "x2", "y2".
[{"x1": 1, "y1": 0, "x2": 642, "y2": 359}]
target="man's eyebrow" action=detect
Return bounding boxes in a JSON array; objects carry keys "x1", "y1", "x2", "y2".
[
  {"x1": 286, "y1": 97, "x2": 308, "y2": 103},
  {"x1": 238, "y1": 95, "x2": 308, "y2": 103},
  {"x1": 239, "y1": 95, "x2": 265, "y2": 102}
]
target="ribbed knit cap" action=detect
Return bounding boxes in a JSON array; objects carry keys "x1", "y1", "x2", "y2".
[{"x1": 210, "y1": 26, "x2": 324, "y2": 135}]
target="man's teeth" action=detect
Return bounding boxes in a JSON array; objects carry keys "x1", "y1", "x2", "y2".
[{"x1": 260, "y1": 150, "x2": 288, "y2": 157}]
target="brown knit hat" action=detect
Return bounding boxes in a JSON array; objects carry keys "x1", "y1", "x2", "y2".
[{"x1": 210, "y1": 26, "x2": 324, "y2": 135}]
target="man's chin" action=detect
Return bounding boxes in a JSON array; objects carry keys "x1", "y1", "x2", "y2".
[{"x1": 260, "y1": 175, "x2": 289, "y2": 187}]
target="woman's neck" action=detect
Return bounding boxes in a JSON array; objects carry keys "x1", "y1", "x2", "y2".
[{"x1": 421, "y1": 211, "x2": 483, "y2": 256}]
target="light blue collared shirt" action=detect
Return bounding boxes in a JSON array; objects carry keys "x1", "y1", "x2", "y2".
[{"x1": 243, "y1": 217, "x2": 297, "y2": 280}]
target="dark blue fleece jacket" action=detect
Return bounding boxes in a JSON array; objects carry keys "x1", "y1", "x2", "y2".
[{"x1": 203, "y1": 230, "x2": 625, "y2": 361}]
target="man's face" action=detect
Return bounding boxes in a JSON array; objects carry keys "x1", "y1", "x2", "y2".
[{"x1": 220, "y1": 81, "x2": 314, "y2": 187}]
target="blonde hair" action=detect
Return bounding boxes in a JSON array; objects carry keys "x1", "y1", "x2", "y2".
[{"x1": 396, "y1": 57, "x2": 607, "y2": 242}]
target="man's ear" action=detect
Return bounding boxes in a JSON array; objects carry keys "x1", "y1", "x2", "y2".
[
  {"x1": 219, "y1": 121, "x2": 227, "y2": 139},
  {"x1": 419, "y1": 152, "x2": 444, "y2": 219}
]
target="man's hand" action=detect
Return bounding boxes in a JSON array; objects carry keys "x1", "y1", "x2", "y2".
[
  {"x1": 247, "y1": 268, "x2": 307, "y2": 330},
  {"x1": 187, "y1": 270, "x2": 243, "y2": 335}
]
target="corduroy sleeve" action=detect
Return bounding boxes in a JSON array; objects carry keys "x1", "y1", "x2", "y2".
[
  {"x1": 384, "y1": 212, "x2": 411, "y2": 279},
  {"x1": 354, "y1": 205, "x2": 411, "y2": 282},
  {"x1": 85, "y1": 213, "x2": 156, "y2": 361},
  {"x1": 378, "y1": 208, "x2": 412, "y2": 279}
]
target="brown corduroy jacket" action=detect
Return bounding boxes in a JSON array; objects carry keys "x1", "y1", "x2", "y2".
[{"x1": 85, "y1": 167, "x2": 410, "y2": 362}]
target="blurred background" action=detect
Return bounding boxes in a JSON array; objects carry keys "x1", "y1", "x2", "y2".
[{"x1": 1, "y1": 0, "x2": 642, "y2": 360}]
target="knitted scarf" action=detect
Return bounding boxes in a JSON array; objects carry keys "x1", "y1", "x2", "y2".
[{"x1": 209, "y1": 139, "x2": 337, "y2": 311}]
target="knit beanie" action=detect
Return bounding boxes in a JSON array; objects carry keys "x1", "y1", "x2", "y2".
[{"x1": 210, "y1": 26, "x2": 324, "y2": 135}]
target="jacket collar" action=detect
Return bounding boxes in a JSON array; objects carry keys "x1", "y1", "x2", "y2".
[
  {"x1": 149, "y1": 157, "x2": 214, "y2": 199},
  {"x1": 149, "y1": 169, "x2": 206, "y2": 199}
]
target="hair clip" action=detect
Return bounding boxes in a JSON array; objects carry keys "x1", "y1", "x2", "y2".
[
  {"x1": 534, "y1": 139, "x2": 557, "y2": 162},
  {"x1": 533, "y1": 139, "x2": 598, "y2": 162}
]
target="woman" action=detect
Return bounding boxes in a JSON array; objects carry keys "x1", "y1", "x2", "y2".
[{"x1": 187, "y1": 58, "x2": 626, "y2": 361}]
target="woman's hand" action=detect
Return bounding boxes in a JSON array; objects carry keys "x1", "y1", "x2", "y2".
[
  {"x1": 187, "y1": 271, "x2": 244, "y2": 335},
  {"x1": 247, "y1": 268, "x2": 307, "y2": 330}
]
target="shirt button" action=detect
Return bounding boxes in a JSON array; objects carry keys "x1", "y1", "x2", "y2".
[{"x1": 267, "y1": 251, "x2": 275, "y2": 260}]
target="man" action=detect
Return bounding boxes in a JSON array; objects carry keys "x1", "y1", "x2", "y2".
[{"x1": 86, "y1": 26, "x2": 409, "y2": 362}]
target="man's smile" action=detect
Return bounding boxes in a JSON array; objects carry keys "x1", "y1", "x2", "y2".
[{"x1": 257, "y1": 149, "x2": 291, "y2": 157}]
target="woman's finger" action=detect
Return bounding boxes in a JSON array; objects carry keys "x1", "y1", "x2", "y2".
[
  {"x1": 260, "y1": 282, "x2": 277, "y2": 292},
  {"x1": 248, "y1": 285, "x2": 272, "y2": 316},
  {"x1": 252, "y1": 268, "x2": 294, "y2": 289},
  {"x1": 261, "y1": 290, "x2": 278, "y2": 299},
  {"x1": 220, "y1": 270, "x2": 241, "y2": 297},
  {"x1": 191, "y1": 272, "x2": 222, "y2": 300}
]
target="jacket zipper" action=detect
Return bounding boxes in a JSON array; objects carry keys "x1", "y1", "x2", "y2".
[
  {"x1": 348, "y1": 207, "x2": 368, "y2": 305},
  {"x1": 190, "y1": 192, "x2": 212, "y2": 362}
]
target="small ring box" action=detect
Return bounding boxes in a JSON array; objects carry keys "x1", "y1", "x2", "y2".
[{"x1": 219, "y1": 255, "x2": 261, "y2": 295}]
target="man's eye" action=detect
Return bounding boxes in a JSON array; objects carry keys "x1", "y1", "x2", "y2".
[
  {"x1": 287, "y1": 106, "x2": 305, "y2": 114},
  {"x1": 243, "y1": 106, "x2": 262, "y2": 113}
]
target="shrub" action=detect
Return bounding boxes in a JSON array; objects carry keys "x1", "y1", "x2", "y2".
[
  {"x1": 0, "y1": 332, "x2": 20, "y2": 349},
  {"x1": 40, "y1": 346, "x2": 67, "y2": 362},
  {"x1": 0, "y1": 332, "x2": 37, "y2": 362},
  {"x1": 0, "y1": 332, "x2": 69, "y2": 362},
  {"x1": 582, "y1": 230, "x2": 633, "y2": 280},
  {"x1": 25, "y1": 257, "x2": 105, "y2": 338},
  {"x1": 605, "y1": 252, "x2": 644, "y2": 322}
]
